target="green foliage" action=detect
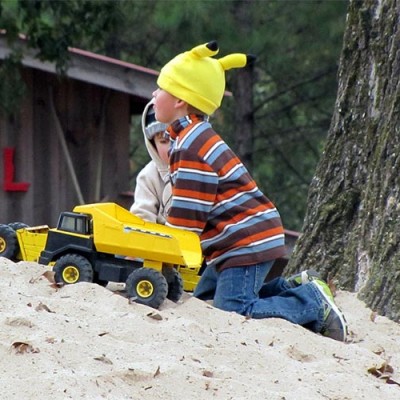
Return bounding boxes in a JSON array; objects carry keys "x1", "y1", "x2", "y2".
[
  {"x1": 9, "y1": 0, "x2": 122, "y2": 72},
  {"x1": 0, "y1": 51, "x2": 25, "y2": 116},
  {"x1": 0, "y1": 0, "x2": 122, "y2": 114},
  {"x1": 248, "y1": 1, "x2": 348, "y2": 229}
]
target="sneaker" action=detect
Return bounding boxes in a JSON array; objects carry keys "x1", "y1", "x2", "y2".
[
  {"x1": 287, "y1": 269, "x2": 321, "y2": 288},
  {"x1": 311, "y1": 279, "x2": 348, "y2": 342}
]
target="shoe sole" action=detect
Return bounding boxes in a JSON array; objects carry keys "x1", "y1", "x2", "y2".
[{"x1": 312, "y1": 281, "x2": 348, "y2": 342}]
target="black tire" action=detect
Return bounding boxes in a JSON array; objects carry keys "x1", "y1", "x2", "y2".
[
  {"x1": 0, "y1": 224, "x2": 19, "y2": 260},
  {"x1": 8, "y1": 222, "x2": 29, "y2": 231},
  {"x1": 53, "y1": 254, "x2": 94, "y2": 285},
  {"x1": 163, "y1": 267, "x2": 184, "y2": 302},
  {"x1": 125, "y1": 268, "x2": 168, "y2": 309}
]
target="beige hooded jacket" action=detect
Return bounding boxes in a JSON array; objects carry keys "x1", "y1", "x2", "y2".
[{"x1": 130, "y1": 101, "x2": 172, "y2": 224}]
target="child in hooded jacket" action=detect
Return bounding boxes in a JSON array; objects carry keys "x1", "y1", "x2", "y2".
[
  {"x1": 151, "y1": 40, "x2": 348, "y2": 342},
  {"x1": 130, "y1": 100, "x2": 172, "y2": 224}
]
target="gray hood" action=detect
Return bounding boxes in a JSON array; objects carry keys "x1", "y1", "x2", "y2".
[{"x1": 141, "y1": 100, "x2": 170, "y2": 182}]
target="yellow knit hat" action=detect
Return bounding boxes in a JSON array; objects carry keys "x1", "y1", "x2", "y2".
[{"x1": 157, "y1": 41, "x2": 254, "y2": 115}]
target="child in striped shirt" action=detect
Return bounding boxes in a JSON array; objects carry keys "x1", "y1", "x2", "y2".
[{"x1": 152, "y1": 41, "x2": 347, "y2": 341}]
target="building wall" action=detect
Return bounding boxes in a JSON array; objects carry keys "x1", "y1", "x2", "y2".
[{"x1": 1, "y1": 68, "x2": 132, "y2": 227}]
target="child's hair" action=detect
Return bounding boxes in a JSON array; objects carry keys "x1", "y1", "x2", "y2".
[
  {"x1": 157, "y1": 41, "x2": 255, "y2": 115},
  {"x1": 186, "y1": 104, "x2": 206, "y2": 116},
  {"x1": 142, "y1": 100, "x2": 168, "y2": 140},
  {"x1": 153, "y1": 131, "x2": 168, "y2": 141}
]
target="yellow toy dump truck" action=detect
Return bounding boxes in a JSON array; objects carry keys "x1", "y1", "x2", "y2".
[{"x1": 0, "y1": 203, "x2": 202, "y2": 308}]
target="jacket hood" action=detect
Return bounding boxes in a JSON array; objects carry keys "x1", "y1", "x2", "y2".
[{"x1": 141, "y1": 100, "x2": 169, "y2": 182}]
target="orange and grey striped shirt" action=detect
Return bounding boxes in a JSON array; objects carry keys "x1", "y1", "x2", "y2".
[{"x1": 166, "y1": 114, "x2": 286, "y2": 271}]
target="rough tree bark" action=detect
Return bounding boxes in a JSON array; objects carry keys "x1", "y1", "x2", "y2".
[{"x1": 285, "y1": 0, "x2": 400, "y2": 321}]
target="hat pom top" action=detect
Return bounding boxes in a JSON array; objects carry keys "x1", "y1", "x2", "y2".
[
  {"x1": 189, "y1": 41, "x2": 252, "y2": 71},
  {"x1": 218, "y1": 53, "x2": 248, "y2": 71},
  {"x1": 191, "y1": 41, "x2": 219, "y2": 58}
]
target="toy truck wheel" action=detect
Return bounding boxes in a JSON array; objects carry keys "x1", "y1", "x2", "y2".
[
  {"x1": 8, "y1": 222, "x2": 29, "y2": 231},
  {"x1": 53, "y1": 254, "x2": 94, "y2": 285},
  {"x1": 125, "y1": 268, "x2": 168, "y2": 309},
  {"x1": 0, "y1": 224, "x2": 19, "y2": 260},
  {"x1": 163, "y1": 267, "x2": 184, "y2": 302}
]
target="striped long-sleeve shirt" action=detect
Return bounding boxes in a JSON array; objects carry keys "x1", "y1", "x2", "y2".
[{"x1": 166, "y1": 114, "x2": 286, "y2": 271}]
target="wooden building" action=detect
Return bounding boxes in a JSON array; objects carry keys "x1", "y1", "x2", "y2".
[{"x1": 0, "y1": 37, "x2": 158, "y2": 227}]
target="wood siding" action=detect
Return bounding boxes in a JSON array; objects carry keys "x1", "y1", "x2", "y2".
[{"x1": 1, "y1": 67, "x2": 133, "y2": 227}]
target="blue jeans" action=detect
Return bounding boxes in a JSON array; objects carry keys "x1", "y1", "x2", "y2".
[{"x1": 193, "y1": 262, "x2": 325, "y2": 333}]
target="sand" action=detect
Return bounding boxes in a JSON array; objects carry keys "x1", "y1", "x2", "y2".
[{"x1": 0, "y1": 257, "x2": 399, "y2": 399}]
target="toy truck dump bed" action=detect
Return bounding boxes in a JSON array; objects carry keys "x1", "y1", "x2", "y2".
[
  {"x1": 73, "y1": 203, "x2": 201, "y2": 270},
  {"x1": 0, "y1": 223, "x2": 48, "y2": 262}
]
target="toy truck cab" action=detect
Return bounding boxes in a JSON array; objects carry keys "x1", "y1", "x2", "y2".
[
  {"x1": 58, "y1": 211, "x2": 92, "y2": 235},
  {"x1": 38, "y1": 203, "x2": 202, "y2": 309},
  {"x1": 39, "y1": 211, "x2": 94, "y2": 265}
]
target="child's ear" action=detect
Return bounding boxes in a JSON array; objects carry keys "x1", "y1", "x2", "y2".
[{"x1": 175, "y1": 99, "x2": 188, "y2": 110}]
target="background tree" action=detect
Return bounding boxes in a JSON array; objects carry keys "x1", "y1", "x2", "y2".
[{"x1": 286, "y1": 0, "x2": 400, "y2": 321}]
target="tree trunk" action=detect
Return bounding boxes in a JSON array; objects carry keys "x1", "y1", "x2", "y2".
[
  {"x1": 230, "y1": 0, "x2": 255, "y2": 170},
  {"x1": 232, "y1": 65, "x2": 255, "y2": 170},
  {"x1": 285, "y1": 0, "x2": 400, "y2": 321}
]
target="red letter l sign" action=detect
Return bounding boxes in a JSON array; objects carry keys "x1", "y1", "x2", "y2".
[{"x1": 3, "y1": 147, "x2": 30, "y2": 192}]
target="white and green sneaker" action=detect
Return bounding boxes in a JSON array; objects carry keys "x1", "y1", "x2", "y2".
[
  {"x1": 311, "y1": 279, "x2": 348, "y2": 342},
  {"x1": 287, "y1": 269, "x2": 321, "y2": 288}
]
